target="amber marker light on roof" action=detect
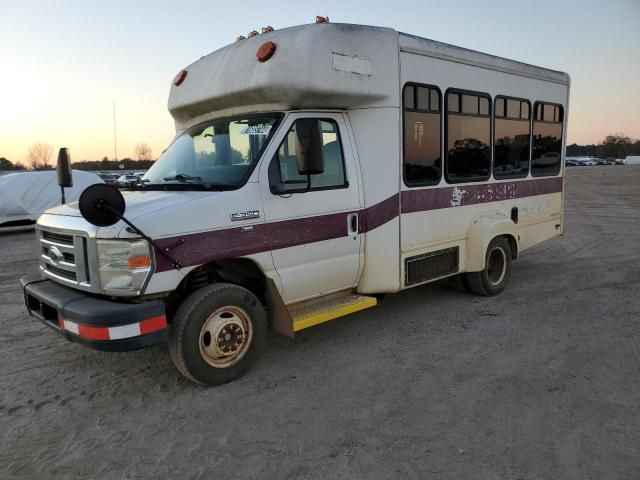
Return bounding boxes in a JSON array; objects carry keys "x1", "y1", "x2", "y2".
[
  {"x1": 262, "y1": 26, "x2": 274, "y2": 34},
  {"x1": 316, "y1": 16, "x2": 330, "y2": 23},
  {"x1": 173, "y1": 69, "x2": 187, "y2": 86},
  {"x1": 248, "y1": 30, "x2": 259, "y2": 38},
  {"x1": 256, "y1": 41, "x2": 277, "y2": 63},
  {"x1": 236, "y1": 35, "x2": 246, "y2": 42}
]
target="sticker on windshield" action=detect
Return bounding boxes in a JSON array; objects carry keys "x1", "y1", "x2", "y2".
[{"x1": 240, "y1": 124, "x2": 272, "y2": 135}]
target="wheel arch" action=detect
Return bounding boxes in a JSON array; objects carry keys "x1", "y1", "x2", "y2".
[
  {"x1": 466, "y1": 212, "x2": 519, "y2": 272},
  {"x1": 173, "y1": 258, "x2": 292, "y2": 335}
]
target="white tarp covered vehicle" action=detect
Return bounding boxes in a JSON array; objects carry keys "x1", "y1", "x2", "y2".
[{"x1": 0, "y1": 170, "x2": 103, "y2": 229}]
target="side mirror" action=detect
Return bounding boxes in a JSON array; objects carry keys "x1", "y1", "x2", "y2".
[
  {"x1": 57, "y1": 148, "x2": 73, "y2": 188},
  {"x1": 294, "y1": 119, "x2": 324, "y2": 175}
]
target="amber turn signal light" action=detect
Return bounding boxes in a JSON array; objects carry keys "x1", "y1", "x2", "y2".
[{"x1": 128, "y1": 256, "x2": 152, "y2": 268}]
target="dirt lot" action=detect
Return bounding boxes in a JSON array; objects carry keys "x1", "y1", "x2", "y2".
[{"x1": 1, "y1": 166, "x2": 639, "y2": 479}]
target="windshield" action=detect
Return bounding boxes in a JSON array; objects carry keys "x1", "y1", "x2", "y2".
[{"x1": 143, "y1": 113, "x2": 281, "y2": 189}]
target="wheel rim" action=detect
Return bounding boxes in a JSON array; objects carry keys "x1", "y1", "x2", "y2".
[
  {"x1": 198, "y1": 306, "x2": 253, "y2": 368},
  {"x1": 487, "y1": 247, "x2": 507, "y2": 286}
]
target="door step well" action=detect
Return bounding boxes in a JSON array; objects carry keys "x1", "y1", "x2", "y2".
[{"x1": 289, "y1": 292, "x2": 377, "y2": 332}]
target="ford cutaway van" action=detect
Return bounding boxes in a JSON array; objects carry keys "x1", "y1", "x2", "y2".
[{"x1": 21, "y1": 21, "x2": 569, "y2": 385}]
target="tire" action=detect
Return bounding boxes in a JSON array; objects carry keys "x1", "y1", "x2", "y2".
[
  {"x1": 169, "y1": 283, "x2": 267, "y2": 386},
  {"x1": 466, "y1": 237, "x2": 512, "y2": 296}
]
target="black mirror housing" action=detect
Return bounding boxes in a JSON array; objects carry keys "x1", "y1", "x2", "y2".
[
  {"x1": 294, "y1": 119, "x2": 324, "y2": 175},
  {"x1": 57, "y1": 148, "x2": 73, "y2": 188}
]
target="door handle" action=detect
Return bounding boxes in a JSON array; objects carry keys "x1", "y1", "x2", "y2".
[{"x1": 347, "y1": 213, "x2": 358, "y2": 238}]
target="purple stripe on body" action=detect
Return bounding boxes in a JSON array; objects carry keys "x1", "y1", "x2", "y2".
[
  {"x1": 153, "y1": 177, "x2": 561, "y2": 272},
  {"x1": 361, "y1": 193, "x2": 400, "y2": 233},
  {"x1": 400, "y1": 177, "x2": 562, "y2": 214},
  {"x1": 154, "y1": 224, "x2": 270, "y2": 272}
]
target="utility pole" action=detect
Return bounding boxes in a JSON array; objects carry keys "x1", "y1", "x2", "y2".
[{"x1": 113, "y1": 100, "x2": 118, "y2": 166}]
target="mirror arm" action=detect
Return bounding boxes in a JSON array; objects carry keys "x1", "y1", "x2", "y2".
[
  {"x1": 304, "y1": 174, "x2": 311, "y2": 193},
  {"x1": 99, "y1": 201, "x2": 183, "y2": 270}
]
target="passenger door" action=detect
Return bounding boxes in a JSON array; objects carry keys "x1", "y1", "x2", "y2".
[{"x1": 259, "y1": 113, "x2": 363, "y2": 304}]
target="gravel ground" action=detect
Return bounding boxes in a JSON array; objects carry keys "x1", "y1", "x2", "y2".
[{"x1": 1, "y1": 166, "x2": 639, "y2": 479}]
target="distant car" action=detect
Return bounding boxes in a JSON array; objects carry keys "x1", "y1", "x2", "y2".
[
  {"x1": 117, "y1": 174, "x2": 141, "y2": 189},
  {"x1": 606, "y1": 157, "x2": 624, "y2": 165},
  {"x1": 97, "y1": 173, "x2": 119, "y2": 186},
  {"x1": 581, "y1": 159, "x2": 598, "y2": 166},
  {"x1": 565, "y1": 159, "x2": 580, "y2": 167},
  {"x1": 594, "y1": 158, "x2": 608, "y2": 166}
]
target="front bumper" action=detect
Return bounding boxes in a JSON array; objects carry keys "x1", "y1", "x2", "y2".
[{"x1": 21, "y1": 274, "x2": 168, "y2": 352}]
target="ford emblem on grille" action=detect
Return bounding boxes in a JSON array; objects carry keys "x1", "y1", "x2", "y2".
[{"x1": 48, "y1": 246, "x2": 63, "y2": 264}]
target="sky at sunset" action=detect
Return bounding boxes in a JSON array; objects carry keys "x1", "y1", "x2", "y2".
[{"x1": 1, "y1": 0, "x2": 638, "y2": 164}]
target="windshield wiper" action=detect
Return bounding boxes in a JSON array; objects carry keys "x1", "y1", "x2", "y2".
[
  {"x1": 144, "y1": 174, "x2": 237, "y2": 191},
  {"x1": 162, "y1": 174, "x2": 203, "y2": 182}
]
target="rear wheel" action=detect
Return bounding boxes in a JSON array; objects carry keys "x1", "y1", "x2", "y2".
[
  {"x1": 169, "y1": 283, "x2": 267, "y2": 385},
  {"x1": 466, "y1": 237, "x2": 512, "y2": 296}
]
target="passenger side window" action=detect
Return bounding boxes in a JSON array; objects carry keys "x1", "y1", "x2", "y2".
[
  {"x1": 531, "y1": 102, "x2": 564, "y2": 177},
  {"x1": 269, "y1": 119, "x2": 347, "y2": 193},
  {"x1": 445, "y1": 90, "x2": 491, "y2": 183},
  {"x1": 403, "y1": 84, "x2": 442, "y2": 186},
  {"x1": 493, "y1": 96, "x2": 531, "y2": 179}
]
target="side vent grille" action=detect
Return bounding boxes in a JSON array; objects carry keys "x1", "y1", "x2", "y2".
[{"x1": 405, "y1": 247, "x2": 459, "y2": 286}]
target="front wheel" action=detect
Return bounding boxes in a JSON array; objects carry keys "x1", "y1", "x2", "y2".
[
  {"x1": 169, "y1": 283, "x2": 267, "y2": 385},
  {"x1": 466, "y1": 237, "x2": 512, "y2": 296}
]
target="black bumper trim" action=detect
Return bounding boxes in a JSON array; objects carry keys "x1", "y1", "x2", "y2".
[{"x1": 21, "y1": 274, "x2": 168, "y2": 352}]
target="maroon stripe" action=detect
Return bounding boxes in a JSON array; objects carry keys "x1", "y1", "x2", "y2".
[
  {"x1": 154, "y1": 224, "x2": 270, "y2": 272},
  {"x1": 267, "y1": 211, "x2": 353, "y2": 251},
  {"x1": 401, "y1": 177, "x2": 562, "y2": 214},
  {"x1": 361, "y1": 193, "x2": 400, "y2": 233},
  {"x1": 153, "y1": 177, "x2": 561, "y2": 272}
]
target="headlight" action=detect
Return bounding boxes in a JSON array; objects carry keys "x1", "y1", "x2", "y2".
[{"x1": 97, "y1": 239, "x2": 153, "y2": 296}]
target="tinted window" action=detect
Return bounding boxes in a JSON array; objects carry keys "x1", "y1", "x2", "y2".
[
  {"x1": 417, "y1": 87, "x2": 430, "y2": 110},
  {"x1": 445, "y1": 90, "x2": 491, "y2": 182},
  {"x1": 532, "y1": 103, "x2": 564, "y2": 176},
  {"x1": 403, "y1": 86, "x2": 415, "y2": 109},
  {"x1": 403, "y1": 84, "x2": 442, "y2": 186},
  {"x1": 494, "y1": 96, "x2": 531, "y2": 179},
  {"x1": 269, "y1": 119, "x2": 346, "y2": 192}
]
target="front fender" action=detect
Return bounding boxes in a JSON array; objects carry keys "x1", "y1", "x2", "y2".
[{"x1": 466, "y1": 212, "x2": 518, "y2": 272}]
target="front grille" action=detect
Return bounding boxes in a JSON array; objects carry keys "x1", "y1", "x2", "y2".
[
  {"x1": 41, "y1": 230, "x2": 74, "y2": 246},
  {"x1": 38, "y1": 227, "x2": 92, "y2": 289},
  {"x1": 405, "y1": 247, "x2": 459, "y2": 286},
  {"x1": 45, "y1": 263, "x2": 77, "y2": 281}
]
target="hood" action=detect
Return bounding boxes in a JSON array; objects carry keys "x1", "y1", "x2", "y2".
[{"x1": 45, "y1": 189, "x2": 218, "y2": 222}]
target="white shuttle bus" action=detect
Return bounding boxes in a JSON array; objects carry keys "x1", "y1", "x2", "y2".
[{"x1": 22, "y1": 21, "x2": 569, "y2": 385}]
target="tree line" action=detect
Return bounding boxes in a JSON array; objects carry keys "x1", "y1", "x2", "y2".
[
  {"x1": 566, "y1": 133, "x2": 640, "y2": 159},
  {"x1": 0, "y1": 142, "x2": 156, "y2": 171}
]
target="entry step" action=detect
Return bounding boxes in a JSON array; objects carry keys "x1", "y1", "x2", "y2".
[{"x1": 290, "y1": 292, "x2": 377, "y2": 332}]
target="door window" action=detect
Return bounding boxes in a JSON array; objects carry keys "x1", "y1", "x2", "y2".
[{"x1": 269, "y1": 119, "x2": 347, "y2": 193}]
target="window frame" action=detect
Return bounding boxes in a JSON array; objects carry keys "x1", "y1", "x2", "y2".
[
  {"x1": 531, "y1": 101, "x2": 565, "y2": 178},
  {"x1": 402, "y1": 82, "x2": 443, "y2": 188},
  {"x1": 492, "y1": 95, "x2": 532, "y2": 180},
  {"x1": 268, "y1": 117, "x2": 349, "y2": 195},
  {"x1": 444, "y1": 87, "x2": 493, "y2": 184}
]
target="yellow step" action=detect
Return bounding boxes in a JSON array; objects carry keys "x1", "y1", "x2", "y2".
[{"x1": 290, "y1": 292, "x2": 378, "y2": 332}]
